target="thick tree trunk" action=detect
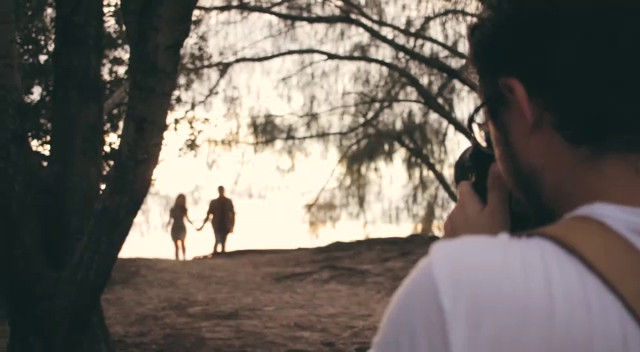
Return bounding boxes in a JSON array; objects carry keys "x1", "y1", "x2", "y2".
[
  {"x1": 49, "y1": 0, "x2": 104, "y2": 268},
  {"x1": 3, "y1": 1, "x2": 113, "y2": 350},
  {"x1": 0, "y1": 0, "x2": 22, "y2": 348},
  {"x1": 1, "y1": 0, "x2": 197, "y2": 350},
  {"x1": 2, "y1": 0, "x2": 198, "y2": 350},
  {"x1": 7, "y1": 303, "x2": 113, "y2": 352}
]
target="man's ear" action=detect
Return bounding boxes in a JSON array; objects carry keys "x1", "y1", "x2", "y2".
[{"x1": 497, "y1": 77, "x2": 542, "y2": 130}]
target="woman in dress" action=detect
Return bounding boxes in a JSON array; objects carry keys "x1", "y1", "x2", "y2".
[{"x1": 167, "y1": 194, "x2": 193, "y2": 260}]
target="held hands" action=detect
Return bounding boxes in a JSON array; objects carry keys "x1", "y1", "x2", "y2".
[{"x1": 443, "y1": 163, "x2": 510, "y2": 238}]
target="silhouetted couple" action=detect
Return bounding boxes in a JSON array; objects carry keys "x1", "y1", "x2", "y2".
[{"x1": 167, "y1": 186, "x2": 235, "y2": 260}]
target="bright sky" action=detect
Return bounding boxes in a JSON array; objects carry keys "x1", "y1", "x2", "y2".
[
  {"x1": 118, "y1": 5, "x2": 472, "y2": 259},
  {"x1": 120, "y1": 75, "x2": 420, "y2": 260},
  {"x1": 120, "y1": 132, "x2": 417, "y2": 260}
]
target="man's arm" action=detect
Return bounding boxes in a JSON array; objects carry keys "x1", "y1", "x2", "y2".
[
  {"x1": 197, "y1": 202, "x2": 213, "y2": 231},
  {"x1": 370, "y1": 256, "x2": 450, "y2": 352},
  {"x1": 226, "y1": 199, "x2": 235, "y2": 233},
  {"x1": 197, "y1": 214, "x2": 210, "y2": 231}
]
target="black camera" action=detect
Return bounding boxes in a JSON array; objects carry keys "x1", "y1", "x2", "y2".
[{"x1": 453, "y1": 144, "x2": 536, "y2": 232}]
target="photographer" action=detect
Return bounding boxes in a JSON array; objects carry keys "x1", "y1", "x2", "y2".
[{"x1": 371, "y1": 1, "x2": 640, "y2": 351}]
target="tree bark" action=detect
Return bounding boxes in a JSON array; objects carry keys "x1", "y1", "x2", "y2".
[
  {"x1": 48, "y1": 0, "x2": 105, "y2": 268},
  {"x1": 2, "y1": 0, "x2": 198, "y2": 351},
  {"x1": 3, "y1": 1, "x2": 114, "y2": 350},
  {"x1": 0, "y1": 0, "x2": 17, "y2": 342},
  {"x1": 0, "y1": 0, "x2": 35, "y2": 350},
  {"x1": 7, "y1": 302, "x2": 112, "y2": 352}
]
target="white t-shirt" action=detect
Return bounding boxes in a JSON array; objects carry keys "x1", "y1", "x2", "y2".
[{"x1": 371, "y1": 202, "x2": 640, "y2": 352}]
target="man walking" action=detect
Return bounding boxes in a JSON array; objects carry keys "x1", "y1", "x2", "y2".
[
  {"x1": 199, "y1": 186, "x2": 235, "y2": 255},
  {"x1": 371, "y1": 1, "x2": 640, "y2": 351}
]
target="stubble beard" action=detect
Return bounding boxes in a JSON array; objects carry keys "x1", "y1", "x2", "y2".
[{"x1": 497, "y1": 128, "x2": 558, "y2": 228}]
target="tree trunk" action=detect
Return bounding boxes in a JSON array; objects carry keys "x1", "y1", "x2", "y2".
[
  {"x1": 3, "y1": 1, "x2": 113, "y2": 350},
  {"x1": 0, "y1": 0, "x2": 22, "y2": 348},
  {"x1": 7, "y1": 303, "x2": 113, "y2": 352},
  {"x1": 48, "y1": 0, "x2": 105, "y2": 269},
  {"x1": 1, "y1": 0, "x2": 197, "y2": 351},
  {"x1": 1, "y1": 0, "x2": 198, "y2": 350}
]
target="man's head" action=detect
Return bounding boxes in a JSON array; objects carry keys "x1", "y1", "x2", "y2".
[
  {"x1": 218, "y1": 185, "x2": 225, "y2": 197},
  {"x1": 468, "y1": 0, "x2": 640, "y2": 218}
]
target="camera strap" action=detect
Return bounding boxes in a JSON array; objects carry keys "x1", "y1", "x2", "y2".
[{"x1": 527, "y1": 216, "x2": 640, "y2": 328}]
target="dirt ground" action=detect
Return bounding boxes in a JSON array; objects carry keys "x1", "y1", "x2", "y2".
[{"x1": 103, "y1": 235, "x2": 437, "y2": 352}]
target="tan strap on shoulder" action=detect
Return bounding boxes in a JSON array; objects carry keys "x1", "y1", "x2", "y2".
[{"x1": 530, "y1": 216, "x2": 640, "y2": 327}]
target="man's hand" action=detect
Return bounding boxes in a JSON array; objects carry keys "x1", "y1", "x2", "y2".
[
  {"x1": 443, "y1": 163, "x2": 510, "y2": 238},
  {"x1": 197, "y1": 215, "x2": 209, "y2": 231}
]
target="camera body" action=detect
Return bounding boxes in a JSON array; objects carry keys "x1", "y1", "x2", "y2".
[{"x1": 453, "y1": 145, "x2": 536, "y2": 233}]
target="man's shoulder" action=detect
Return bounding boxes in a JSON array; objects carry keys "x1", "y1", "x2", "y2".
[
  {"x1": 421, "y1": 234, "x2": 579, "y2": 303},
  {"x1": 428, "y1": 234, "x2": 559, "y2": 279},
  {"x1": 421, "y1": 233, "x2": 610, "y2": 324},
  {"x1": 371, "y1": 235, "x2": 555, "y2": 352},
  {"x1": 379, "y1": 233, "x2": 640, "y2": 352}
]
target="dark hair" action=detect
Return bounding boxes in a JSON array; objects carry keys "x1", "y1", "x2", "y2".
[
  {"x1": 173, "y1": 194, "x2": 187, "y2": 211},
  {"x1": 468, "y1": 0, "x2": 640, "y2": 154}
]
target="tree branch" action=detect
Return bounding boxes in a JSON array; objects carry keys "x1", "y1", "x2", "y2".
[
  {"x1": 305, "y1": 135, "x2": 370, "y2": 210},
  {"x1": 196, "y1": 2, "x2": 477, "y2": 91},
  {"x1": 394, "y1": 134, "x2": 457, "y2": 202},
  {"x1": 250, "y1": 97, "x2": 426, "y2": 121},
  {"x1": 104, "y1": 81, "x2": 129, "y2": 114},
  {"x1": 279, "y1": 58, "x2": 327, "y2": 81},
  {"x1": 186, "y1": 48, "x2": 473, "y2": 141},
  {"x1": 339, "y1": 0, "x2": 470, "y2": 59},
  {"x1": 242, "y1": 91, "x2": 393, "y2": 145},
  {"x1": 230, "y1": 21, "x2": 306, "y2": 58}
]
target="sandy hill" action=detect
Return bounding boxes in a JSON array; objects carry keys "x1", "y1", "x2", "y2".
[{"x1": 103, "y1": 235, "x2": 437, "y2": 352}]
